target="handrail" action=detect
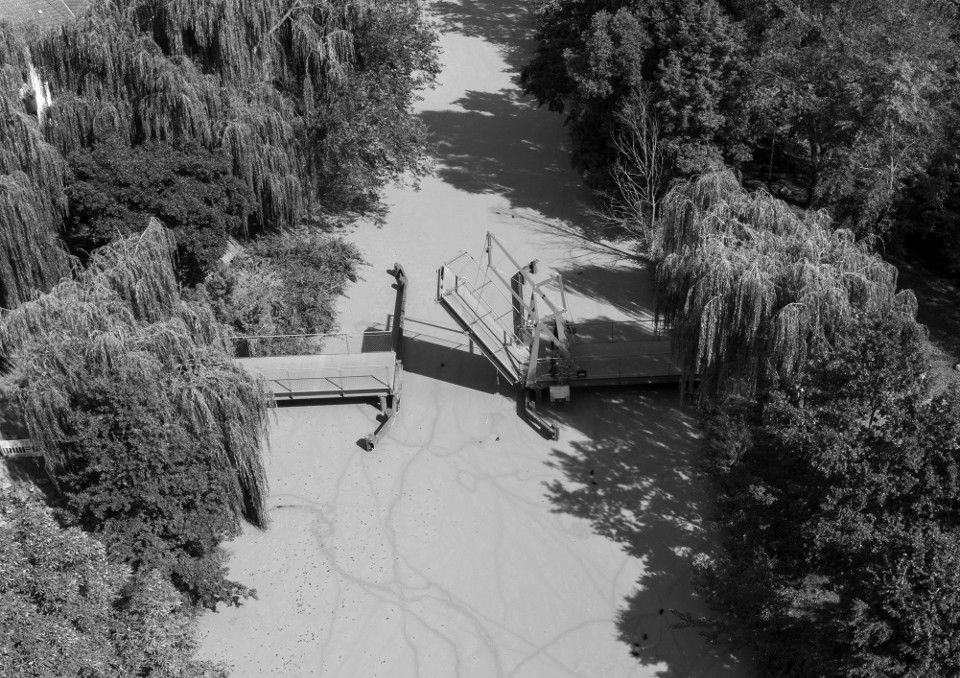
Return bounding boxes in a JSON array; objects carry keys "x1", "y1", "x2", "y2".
[
  {"x1": 234, "y1": 331, "x2": 393, "y2": 357},
  {"x1": 534, "y1": 351, "x2": 681, "y2": 382},
  {"x1": 0, "y1": 438, "x2": 37, "y2": 457},
  {"x1": 268, "y1": 364, "x2": 393, "y2": 395},
  {"x1": 567, "y1": 320, "x2": 670, "y2": 342},
  {"x1": 232, "y1": 330, "x2": 392, "y2": 341}
]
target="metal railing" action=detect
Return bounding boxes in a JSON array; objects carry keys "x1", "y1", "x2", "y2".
[
  {"x1": 0, "y1": 438, "x2": 37, "y2": 458},
  {"x1": 533, "y1": 350, "x2": 682, "y2": 383},
  {"x1": 440, "y1": 252, "x2": 521, "y2": 338},
  {"x1": 566, "y1": 320, "x2": 669, "y2": 343},
  {"x1": 261, "y1": 365, "x2": 394, "y2": 396},
  {"x1": 232, "y1": 331, "x2": 394, "y2": 358}
]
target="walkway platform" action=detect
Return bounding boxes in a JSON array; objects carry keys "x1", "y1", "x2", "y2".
[
  {"x1": 533, "y1": 336, "x2": 681, "y2": 387},
  {"x1": 234, "y1": 265, "x2": 408, "y2": 450},
  {"x1": 437, "y1": 246, "x2": 683, "y2": 392},
  {"x1": 235, "y1": 352, "x2": 400, "y2": 401}
]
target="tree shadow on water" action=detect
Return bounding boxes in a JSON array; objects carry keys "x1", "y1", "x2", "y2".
[
  {"x1": 420, "y1": 89, "x2": 592, "y2": 223},
  {"x1": 542, "y1": 386, "x2": 751, "y2": 677},
  {"x1": 558, "y1": 263, "x2": 660, "y2": 319},
  {"x1": 431, "y1": 0, "x2": 538, "y2": 72}
]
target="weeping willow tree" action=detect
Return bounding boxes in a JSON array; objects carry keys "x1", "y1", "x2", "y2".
[
  {"x1": 654, "y1": 170, "x2": 919, "y2": 399},
  {"x1": 0, "y1": 220, "x2": 271, "y2": 532},
  {"x1": 24, "y1": 0, "x2": 437, "y2": 226},
  {"x1": 0, "y1": 26, "x2": 71, "y2": 307},
  {"x1": 0, "y1": 0, "x2": 434, "y2": 308}
]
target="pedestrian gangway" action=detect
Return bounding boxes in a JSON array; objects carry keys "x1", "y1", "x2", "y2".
[
  {"x1": 234, "y1": 265, "x2": 407, "y2": 450},
  {"x1": 234, "y1": 332, "x2": 400, "y2": 401}
]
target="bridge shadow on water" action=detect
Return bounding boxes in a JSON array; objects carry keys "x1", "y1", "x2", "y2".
[
  {"x1": 371, "y1": 317, "x2": 514, "y2": 397},
  {"x1": 539, "y1": 386, "x2": 749, "y2": 677}
]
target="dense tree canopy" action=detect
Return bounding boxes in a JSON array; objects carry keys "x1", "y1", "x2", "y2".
[
  {"x1": 733, "y1": 0, "x2": 956, "y2": 226},
  {"x1": 0, "y1": 32, "x2": 71, "y2": 308},
  {"x1": 0, "y1": 0, "x2": 438, "y2": 304},
  {"x1": 0, "y1": 490, "x2": 228, "y2": 677},
  {"x1": 523, "y1": 4, "x2": 960, "y2": 674},
  {"x1": 0, "y1": 221, "x2": 271, "y2": 606},
  {"x1": 523, "y1": 0, "x2": 748, "y2": 184},
  {"x1": 34, "y1": 0, "x2": 438, "y2": 222},
  {"x1": 524, "y1": 0, "x2": 960, "y2": 255},
  {"x1": 66, "y1": 138, "x2": 255, "y2": 284},
  {"x1": 699, "y1": 313, "x2": 960, "y2": 677},
  {"x1": 0, "y1": 0, "x2": 437, "y2": 666}
]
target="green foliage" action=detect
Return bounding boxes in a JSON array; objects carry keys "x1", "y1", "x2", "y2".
[
  {"x1": 53, "y1": 361, "x2": 255, "y2": 607},
  {"x1": 0, "y1": 489, "x2": 229, "y2": 677},
  {"x1": 698, "y1": 312, "x2": 960, "y2": 677},
  {"x1": 649, "y1": 0, "x2": 748, "y2": 171},
  {"x1": 525, "y1": 0, "x2": 960, "y2": 239},
  {"x1": 0, "y1": 33, "x2": 71, "y2": 308},
  {"x1": 194, "y1": 229, "x2": 362, "y2": 355},
  {"x1": 891, "y1": 142, "x2": 960, "y2": 278},
  {"x1": 0, "y1": 0, "x2": 436, "y2": 307},
  {"x1": 522, "y1": 0, "x2": 749, "y2": 187},
  {"x1": 29, "y1": 0, "x2": 438, "y2": 223},
  {"x1": 739, "y1": 0, "x2": 955, "y2": 226},
  {"x1": 654, "y1": 170, "x2": 916, "y2": 399},
  {"x1": 0, "y1": 222, "x2": 271, "y2": 605},
  {"x1": 65, "y1": 139, "x2": 256, "y2": 284}
]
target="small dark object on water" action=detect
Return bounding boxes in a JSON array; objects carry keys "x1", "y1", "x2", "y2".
[
  {"x1": 659, "y1": 608, "x2": 664, "y2": 615},
  {"x1": 643, "y1": 633, "x2": 648, "y2": 641},
  {"x1": 441, "y1": 362, "x2": 445, "y2": 368},
  {"x1": 589, "y1": 469, "x2": 594, "y2": 475},
  {"x1": 591, "y1": 480, "x2": 598, "y2": 486},
  {"x1": 495, "y1": 436, "x2": 500, "y2": 441}
]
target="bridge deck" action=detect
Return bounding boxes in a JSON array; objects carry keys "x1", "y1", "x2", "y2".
[
  {"x1": 532, "y1": 337, "x2": 683, "y2": 388},
  {"x1": 236, "y1": 351, "x2": 399, "y2": 400}
]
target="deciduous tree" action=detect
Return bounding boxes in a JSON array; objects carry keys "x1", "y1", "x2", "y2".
[
  {"x1": 699, "y1": 313, "x2": 960, "y2": 677},
  {"x1": 0, "y1": 221, "x2": 271, "y2": 606},
  {"x1": 0, "y1": 490, "x2": 228, "y2": 677}
]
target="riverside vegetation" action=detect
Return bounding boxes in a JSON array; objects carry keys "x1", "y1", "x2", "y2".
[
  {"x1": 0, "y1": 1, "x2": 437, "y2": 675},
  {"x1": 526, "y1": 1, "x2": 960, "y2": 676}
]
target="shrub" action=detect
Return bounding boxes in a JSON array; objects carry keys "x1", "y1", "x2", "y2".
[{"x1": 196, "y1": 229, "x2": 362, "y2": 356}]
